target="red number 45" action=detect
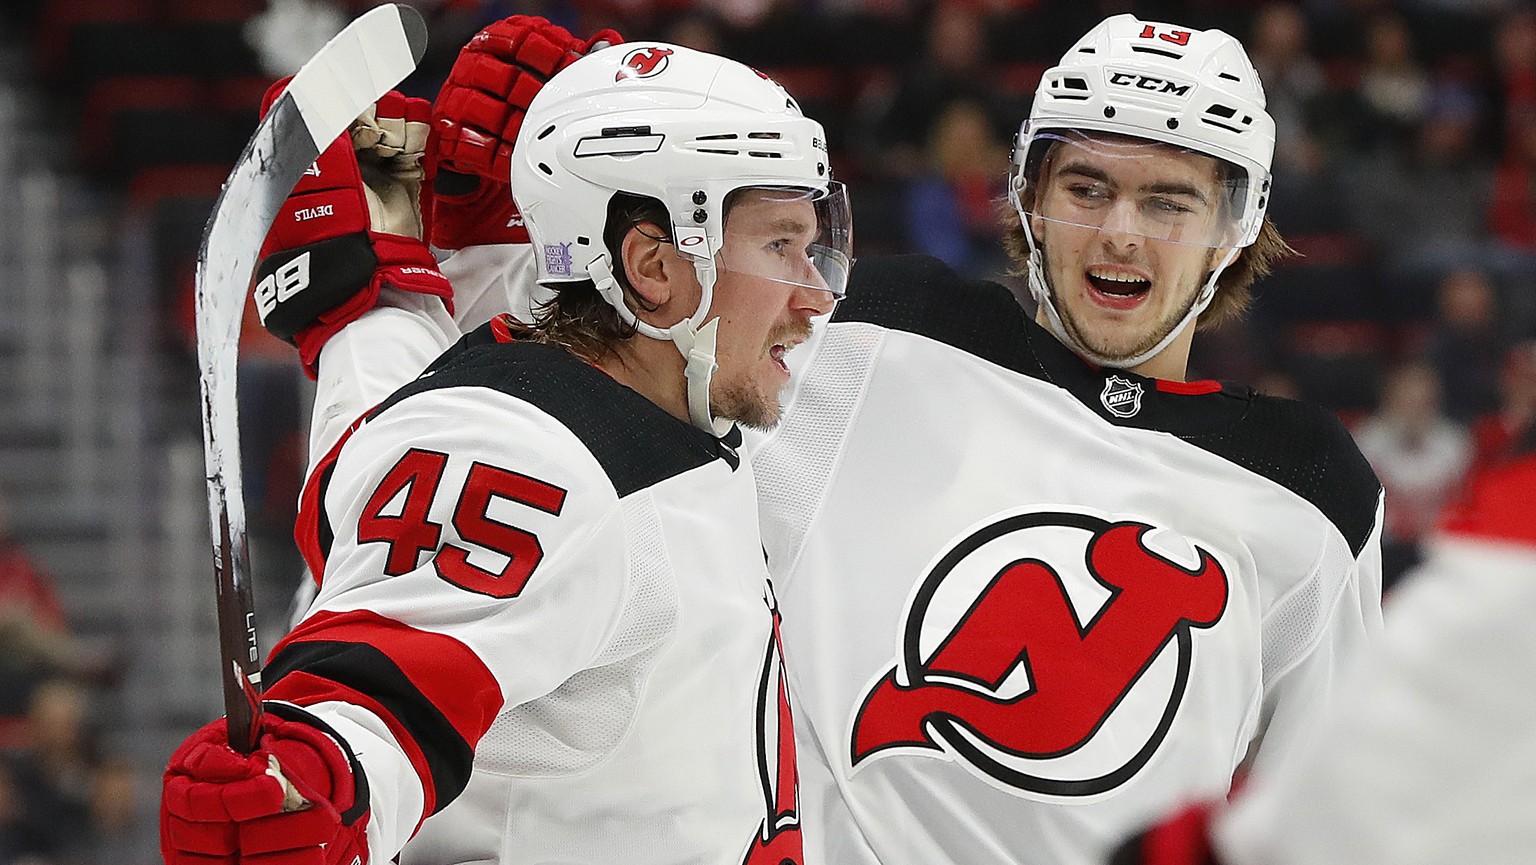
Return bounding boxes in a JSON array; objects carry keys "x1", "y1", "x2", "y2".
[{"x1": 357, "y1": 448, "x2": 568, "y2": 598}]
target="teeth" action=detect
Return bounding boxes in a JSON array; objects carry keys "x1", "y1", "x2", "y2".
[{"x1": 1088, "y1": 269, "x2": 1147, "y2": 283}]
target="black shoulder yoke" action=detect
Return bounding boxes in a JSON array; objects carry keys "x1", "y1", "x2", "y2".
[
  {"x1": 373, "y1": 324, "x2": 741, "y2": 497},
  {"x1": 834, "y1": 255, "x2": 1382, "y2": 555}
]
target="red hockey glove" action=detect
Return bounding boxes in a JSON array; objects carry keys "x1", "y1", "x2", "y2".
[
  {"x1": 162, "y1": 707, "x2": 370, "y2": 865},
  {"x1": 1108, "y1": 800, "x2": 1225, "y2": 865},
  {"x1": 255, "y1": 78, "x2": 453, "y2": 377},
  {"x1": 428, "y1": 15, "x2": 622, "y2": 249}
]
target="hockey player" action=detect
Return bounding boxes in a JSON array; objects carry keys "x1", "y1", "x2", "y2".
[
  {"x1": 159, "y1": 34, "x2": 849, "y2": 865},
  {"x1": 742, "y1": 14, "x2": 1384, "y2": 865}
]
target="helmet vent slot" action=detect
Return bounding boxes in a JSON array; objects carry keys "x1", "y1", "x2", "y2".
[
  {"x1": 1130, "y1": 45, "x2": 1182, "y2": 60},
  {"x1": 748, "y1": 132, "x2": 782, "y2": 139},
  {"x1": 1218, "y1": 72, "x2": 1241, "y2": 82},
  {"x1": 697, "y1": 133, "x2": 738, "y2": 140},
  {"x1": 748, "y1": 151, "x2": 782, "y2": 158},
  {"x1": 698, "y1": 148, "x2": 739, "y2": 155},
  {"x1": 537, "y1": 162, "x2": 552, "y2": 175},
  {"x1": 537, "y1": 125, "x2": 555, "y2": 141},
  {"x1": 1051, "y1": 76, "x2": 1091, "y2": 100},
  {"x1": 1201, "y1": 117, "x2": 1246, "y2": 134},
  {"x1": 575, "y1": 133, "x2": 666, "y2": 157},
  {"x1": 1201, "y1": 104, "x2": 1252, "y2": 133}
]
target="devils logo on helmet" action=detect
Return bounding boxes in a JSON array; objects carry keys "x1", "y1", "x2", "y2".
[{"x1": 616, "y1": 46, "x2": 674, "y2": 81}]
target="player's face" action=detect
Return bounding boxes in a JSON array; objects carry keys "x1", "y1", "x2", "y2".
[
  {"x1": 706, "y1": 191, "x2": 838, "y2": 429},
  {"x1": 1031, "y1": 138, "x2": 1230, "y2": 367}
]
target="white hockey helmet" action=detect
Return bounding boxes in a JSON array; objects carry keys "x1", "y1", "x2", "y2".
[
  {"x1": 511, "y1": 42, "x2": 850, "y2": 434},
  {"x1": 1009, "y1": 14, "x2": 1276, "y2": 368}
]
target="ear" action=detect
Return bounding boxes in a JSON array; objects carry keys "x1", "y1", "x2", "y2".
[
  {"x1": 619, "y1": 222, "x2": 677, "y2": 310},
  {"x1": 1204, "y1": 245, "x2": 1240, "y2": 282},
  {"x1": 1027, "y1": 212, "x2": 1049, "y2": 251}
]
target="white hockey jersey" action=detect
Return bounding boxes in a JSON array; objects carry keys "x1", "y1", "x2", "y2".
[
  {"x1": 266, "y1": 318, "x2": 803, "y2": 865},
  {"x1": 746, "y1": 255, "x2": 1385, "y2": 865}
]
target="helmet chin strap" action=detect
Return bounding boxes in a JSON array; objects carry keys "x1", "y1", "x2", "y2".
[
  {"x1": 1025, "y1": 234, "x2": 1241, "y2": 373},
  {"x1": 587, "y1": 256, "x2": 734, "y2": 437}
]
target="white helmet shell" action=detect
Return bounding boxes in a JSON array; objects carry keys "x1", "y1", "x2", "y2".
[
  {"x1": 509, "y1": 42, "x2": 838, "y2": 437},
  {"x1": 512, "y1": 42, "x2": 833, "y2": 286},
  {"x1": 1015, "y1": 13, "x2": 1275, "y2": 246}
]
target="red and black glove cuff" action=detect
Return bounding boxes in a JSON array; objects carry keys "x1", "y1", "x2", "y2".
[{"x1": 255, "y1": 230, "x2": 451, "y2": 378}]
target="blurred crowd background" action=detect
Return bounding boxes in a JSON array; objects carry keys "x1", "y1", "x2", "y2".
[{"x1": 1, "y1": 0, "x2": 1534, "y2": 862}]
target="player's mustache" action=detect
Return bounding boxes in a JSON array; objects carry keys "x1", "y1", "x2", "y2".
[{"x1": 770, "y1": 323, "x2": 813, "y2": 349}]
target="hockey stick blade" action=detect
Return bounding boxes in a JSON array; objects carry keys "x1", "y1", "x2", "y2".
[{"x1": 194, "y1": 3, "x2": 426, "y2": 754}]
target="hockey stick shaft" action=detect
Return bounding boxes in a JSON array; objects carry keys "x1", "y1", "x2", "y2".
[{"x1": 194, "y1": 3, "x2": 426, "y2": 754}]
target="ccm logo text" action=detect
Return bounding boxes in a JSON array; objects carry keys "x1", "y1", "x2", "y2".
[{"x1": 1108, "y1": 72, "x2": 1190, "y2": 96}]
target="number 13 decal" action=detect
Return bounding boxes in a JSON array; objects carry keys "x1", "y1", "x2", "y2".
[
  {"x1": 357, "y1": 448, "x2": 568, "y2": 598},
  {"x1": 1139, "y1": 25, "x2": 1191, "y2": 46}
]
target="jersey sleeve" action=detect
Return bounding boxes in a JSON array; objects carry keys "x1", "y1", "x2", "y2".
[
  {"x1": 438, "y1": 243, "x2": 551, "y2": 332},
  {"x1": 1240, "y1": 490, "x2": 1385, "y2": 781},
  {"x1": 308, "y1": 289, "x2": 459, "y2": 465},
  {"x1": 307, "y1": 241, "x2": 544, "y2": 474},
  {"x1": 265, "y1": 386, "x2": 633, "y2": 859}
]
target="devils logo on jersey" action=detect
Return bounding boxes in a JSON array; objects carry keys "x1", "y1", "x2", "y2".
[
  {"x1": 616, "y1": 46, "x2": 674, "y2": 81},
  {"x1": 850, "y1": 511, "x2": 1228, "y2": 797},
  {"x1": 742, "y1": 580, "x2": 802, "y2": 865}
]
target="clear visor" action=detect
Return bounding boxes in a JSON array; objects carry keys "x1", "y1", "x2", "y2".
[
  {"x1": 713, "y1": 182, "x2": 853, "y2": 298},
  {"x1": 1012, "y1": 131, "x2": 1251, "y2": 249}
]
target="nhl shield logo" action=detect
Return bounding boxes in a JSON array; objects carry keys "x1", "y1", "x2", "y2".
[{"x1": 1100, "y1": 375, "x2": 1144, "y2": 418}]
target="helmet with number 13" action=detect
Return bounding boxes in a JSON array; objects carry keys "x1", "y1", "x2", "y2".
[{"x1": 1009, "y1": 14, "x2": 1288, "y2": 379}]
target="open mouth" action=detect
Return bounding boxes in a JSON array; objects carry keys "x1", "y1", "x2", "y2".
[
  {"x1": 1085, "y1": 268, "x2": 1151, "y2": 308},
  {"x1": 769, "y1": 342, "x2": 790, "y2": 373},
  {"x1": 1086, "y1": 268, "x2": 1151, "y2": 297},
  {"x1": 768, "y1": 327, "x2": 809, "y2": 374}
]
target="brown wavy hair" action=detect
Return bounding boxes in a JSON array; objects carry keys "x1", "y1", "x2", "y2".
[{"x1": 530, "y1": 192, "x2": 670, "y2": 364}]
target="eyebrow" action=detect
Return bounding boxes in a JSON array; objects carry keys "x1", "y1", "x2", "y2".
[
  {"x1": 1057, "y1": 160, "x2": 1210, "y2": 205},
  {"x1": 764, "y1": 216, "x2": 815, "y2": 237}
]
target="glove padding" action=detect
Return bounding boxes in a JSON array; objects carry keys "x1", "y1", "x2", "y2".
[
  {"x1": 162, "y1": 707, "x2": 370, "y2": 865},
  {"x1": 255, "y1": 79, "x2": 453, "y2": 377},
  {"x1": 428, "y1": 15, "x2": 622, "y2": 249}
]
